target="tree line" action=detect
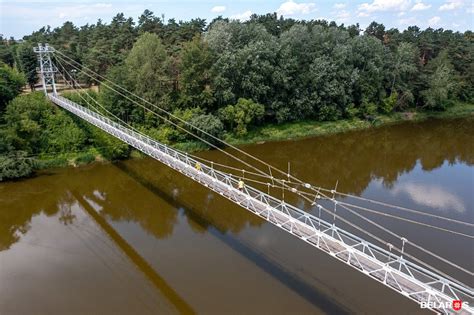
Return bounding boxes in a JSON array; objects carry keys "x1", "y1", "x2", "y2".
[{"x1": 0, "y1": 11, "x2": 472, "y2": 180}]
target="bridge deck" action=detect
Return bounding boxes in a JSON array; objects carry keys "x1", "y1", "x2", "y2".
[{"x1": 49, "y1": 94, "x2": 473, "y2": 315}]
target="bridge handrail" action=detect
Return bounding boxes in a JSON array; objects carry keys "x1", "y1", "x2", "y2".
[{"x1": 50, "y1": 94, "x2": 473, "y2": 312}]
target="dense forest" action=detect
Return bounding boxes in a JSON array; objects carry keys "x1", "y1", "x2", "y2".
[{"x1": 0, "y1": 11, "x2": 473, "y2": 180}]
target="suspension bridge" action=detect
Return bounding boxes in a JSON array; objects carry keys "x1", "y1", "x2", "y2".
[{"x1": 34, "y1": 44, "x2": 473, "y2": 314}]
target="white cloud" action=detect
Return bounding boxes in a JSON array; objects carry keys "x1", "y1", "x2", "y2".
[
  {"x1": 56, "y1": 3, "x2": 114, "y2": 19},
  {"x1": 335, "y1": 10, "x2": 350, "y2": 20},
  {"x1": 399, "y1": 17, "x2": 417, "y2": 25},
  {"x1": 439, "y1": 0, "x2": 464, "y2": 11},
  {"x1": 358, "y1": 0, "x2": 411, "y2": 13},
  {"x1": 333, "y1": 3, "x2": 346, "y2": 9},
  {"x1": 1, "y1": 2, "x2": 144, "y2": 38},
  {"x1": 230, "y1": 10, "x2": 252, "y2": 21},
  {"x1": 398, "y1": 11, "x2": 406, "y2": 16},
  {"x1": 211, "y1": 5, "x2": 226, "y2": 13},
  {"x1": 391, "y1": 182, "x2": 466, "y2": 213},
  {"x1": 411, "y1": 1, "x2": 431, "y2": 11},
  {"x1": 357, "y1": 11, "x2": 370, "y2": 17},
  {"x1": 428, "y1": 16, "x2": 441, "y2": 25},
  {"x1": 277, "y1": 0, "x2": 316, "y2": 16}
]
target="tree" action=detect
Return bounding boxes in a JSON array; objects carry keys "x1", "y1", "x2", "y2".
[
  {"x1": 218, "y1": 98, "x2": 264, "y2": 136},
  {"x1": 351, "y1": 35, "x2": 385, "y2": 108},
  {"x1": 0, "y1": 36, "x2": 14, "y2": 66},
  {"x1": 387, "y1": 42, "x2": 419, "y2": 108},
  {"x1": 0, "y1": 151, "x2": 35, "y2": 182},
  {"x1": 178, "y1": 36, "x2": 215, "y2": 110},
  {"x1": 125, "y1": 32, "x2": 172, "y2": 108},
  {"x1": 0, "y1": 63, "x2": 25, "y2": 113},
  {"x1": 3, "y1": 93, "x2": 53, "y2": 153},
  {"x1": 138, "y1": 10, "x2": 164, "y2": 35},
  {"x1": 422, "y1": 51, "x2": 456, "y2": 109},
  {"x1": 16, "y1": 43, "x2": 37, "y2": 91},
  {"x1": 3, "y1": 92, "x2": 88, "y2": 154},
  {"x1": 365, "y1": 22, "x2": 386, "y2": 41},
  {"x1": 188, "y1": 114, "x2": 224, "y2": 144}
]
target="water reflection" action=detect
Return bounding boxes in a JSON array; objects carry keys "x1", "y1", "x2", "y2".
[
  {"x1": 208, "y1": 117, "x2": 474, "y2": 196},
  {"x1": 1, "y1": 118, "x2": 472, "y2": 251},
  {"x1": 0, "y1": 117, "x2": 472, "y2": 314},
  {"x1": 391, "y1": 181, "x2": 466, "y2": 213}
]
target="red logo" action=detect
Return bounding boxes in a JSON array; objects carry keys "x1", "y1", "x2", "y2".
[{"x1": 453, "y1": 300, "x2": 462, "y2": 311}]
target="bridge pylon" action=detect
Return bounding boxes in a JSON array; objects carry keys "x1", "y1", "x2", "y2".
[{"x1": 33, "y1": 43, "x2": 57, "y2": 95}]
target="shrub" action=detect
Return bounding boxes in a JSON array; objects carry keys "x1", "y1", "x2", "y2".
[
  {"x1": 0, "y1": 151, "x2": 35, "y2": 181},
  {"x1": 189, "y1": 114, "x2": 224, "y2": 145},
  {"x1": 218, "y1": 98, "x2": 264, "y2": 136}
]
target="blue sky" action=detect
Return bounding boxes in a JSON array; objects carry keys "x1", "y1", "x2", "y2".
[{"x1": 1, "y1": 0, "x2": 473, "y2": 39}]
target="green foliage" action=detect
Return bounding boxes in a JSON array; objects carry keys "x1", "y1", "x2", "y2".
[
  {"x1": 0, "y1": 37, "x2": 15, "y2": 66},
  {"x1": 75, "y1": 152, "x2": 96, "y2": 165},
  {"x1": 1, "y1": 13, "x2": 470, "y2": 181},
  {"x1": 188, "y1": 114, "x2": 224, "y2": 144},
  {"x1": 178, "y1": 36, "x2": 215, "y2": 109},
  {"x1": 380, "y1": 92, "x2": 398, "y2": 114},
  {"x1": 3, "y1": 93, "x2": 86, "y2": 154},
  {"x1": 219, "y1": 98, "x2": 265, "y2": 136},
  {"x1": 422, "y1": 51, "x2": 456, "y2": 110},
  {"x1": 359, "y1": 100, "x2": 378, "y2": 117},
  {"x1": 345, "y1": 104, "x2": 360, "y2": 119},
  {"x1": 3, "y1": 93, "x2": 52, "y2": 152},
  {"x1": 0, "y1": 63, "x2": 26, "y2": 112},
  {"x1": 16, "y1": 43, "x2": 38, "y2": 90},
  {"x1": 0, "y1": 151, "x2": 35, "y2": 181},
  {"x1": 42, "y1": 110, "x2": 88, "y2": 153},
  {"x1": 125, "y1": 33, "x2": 172, "y2": 108}
]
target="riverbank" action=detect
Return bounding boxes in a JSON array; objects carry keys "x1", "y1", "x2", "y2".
[
  {"x1": 224, "y1": 102, "x2": 474, "y2": 146},
  {"x1": 20, "y1": 101, "x2": 474, "y2": 174}
]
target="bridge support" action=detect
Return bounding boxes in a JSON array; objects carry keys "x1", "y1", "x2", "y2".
[
  {"x1": 33, "y1": 43, "x2": 57, "y2": 95},
  {"x1": 48, "y1": 94, "x2": 473, "y2": 314}
]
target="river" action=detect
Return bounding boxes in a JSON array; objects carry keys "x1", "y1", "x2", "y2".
[{"x1": 0, "y1": 117, "x2": 472, "y2": 314}]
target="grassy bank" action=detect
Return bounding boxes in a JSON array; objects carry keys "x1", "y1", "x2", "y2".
[
  {"x1": 224, "y1": 102, "x2": 474, "y2": 146},
  {"x1": 26, "y1": 101, "x2": 474, "y2": 173}
]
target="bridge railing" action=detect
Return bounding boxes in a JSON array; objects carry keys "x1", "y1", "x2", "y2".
[{"x1": 49, "y1": 94, "x2": 473, "y2": 314}]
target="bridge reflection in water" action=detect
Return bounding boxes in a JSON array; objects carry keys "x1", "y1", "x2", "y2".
[
  {"x1": 1, "y1": 114, "x2": 472, "y2": 313},
  {"x1": 41, "y1": 93, "x2": 472, "y2": 314}
]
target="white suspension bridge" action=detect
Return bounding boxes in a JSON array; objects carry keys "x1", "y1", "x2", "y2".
[{"x1": 34, "y1": 44, "x2": 473, "y2": 314}]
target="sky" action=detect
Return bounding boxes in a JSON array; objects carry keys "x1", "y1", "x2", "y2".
[{"x1": 1, "y1": 0, "x2": 473, "y2": 39}]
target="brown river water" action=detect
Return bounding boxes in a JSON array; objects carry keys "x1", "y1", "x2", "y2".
[{"x1": 0, "y1": 117, "x2": 473, "y2": 314}]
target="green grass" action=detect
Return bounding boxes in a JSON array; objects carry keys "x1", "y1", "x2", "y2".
[
  {"x1": 32, "y1": 101, "x2": 474, "y2": 168},
  {"x1": 225, "y1": 102, "x2": 474, "y2": 146},
  {"x1": 35, "y1": 148, "x2": 103, "y2": 170},
  {"x1": 410, "y1": 101, "x2": 474, "y2": 120}
]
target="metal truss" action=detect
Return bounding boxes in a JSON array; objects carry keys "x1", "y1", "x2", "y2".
[
  {"x1": 33, "y1": 44, "x2": 57, "y2": 95},
  {"x1": 49, "y1": 94, "x2": 473, "y2": 314}
]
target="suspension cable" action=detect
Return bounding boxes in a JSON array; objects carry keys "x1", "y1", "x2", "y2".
[
  {"x1": 55, "y1": 50, "x2": 305, "y2": 182},
  {"x1": 53, "y1": 51, "x2": 473, "y2": 280},
  {"x1": 54, "y1": 51, "x2": 473, "y2": 228},
  {"x1": 319, "y1": 187, "x2": 474, "y2": 228},
  {"x1": 54, "y1": 54, "x2": 289, "y2": 183}
]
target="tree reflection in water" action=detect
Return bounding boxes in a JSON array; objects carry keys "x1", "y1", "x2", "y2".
[{"x1": 0, "y1": 117, "x2": 472, "y2": 252}]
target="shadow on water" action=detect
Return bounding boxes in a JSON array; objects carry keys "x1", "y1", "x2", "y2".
[
  {"x1": 113, "y1": 161, "x2": 351, "y2": 315},
  {"x1": 71, "y1": 190, "x2": 196, "y2": 315}
]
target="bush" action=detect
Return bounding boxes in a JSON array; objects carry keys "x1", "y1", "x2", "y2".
[
  {"x1": 218, "y1": 98, "x2": 265, "y2": 136},
  {"x1": 75, "y1": 152, "x2": 96, "y2": 165},
  {"x1": 359, "y1": 99, "x2": 377, "y2": 117},
  {"x1": 0, "y1": 63, "x2": 26, "y2": 113},
  {"x1": 189, "y1": 114, "x2": 224, "y2": 145},
  {"x1": 0, "y1": 151, "x2": 35, "y2": 181},
  {"x1": 380, "y1": 92, "x2": 397, "y2": 114}
]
